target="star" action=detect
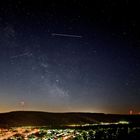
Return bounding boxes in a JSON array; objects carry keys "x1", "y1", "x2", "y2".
[{"x1": 56, "y1": 79, "x2": 59, "y2": 83}]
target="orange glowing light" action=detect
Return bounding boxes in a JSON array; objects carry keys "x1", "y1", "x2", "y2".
[{"x1": 129, "y1": 110, "x2": 133, "y2": 115}]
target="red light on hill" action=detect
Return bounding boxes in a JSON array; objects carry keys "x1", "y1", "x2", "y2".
[{"x1": 129, "y1": 110, "x2": 133, "y2": 115}]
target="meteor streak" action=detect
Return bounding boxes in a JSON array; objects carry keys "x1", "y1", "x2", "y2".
[
  {"x1": 11, "y1": 52, "x2": 32, "y2": 59},
  {"x1": 51, "y1": 33, "x2": 82, "y2": 38}
]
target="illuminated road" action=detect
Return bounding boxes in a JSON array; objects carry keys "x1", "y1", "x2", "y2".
[
  {"x1": 0, "y1": 128, "x2": 38, "y2": 140},
  {"x1": 24, "y1": 129, "x2": 39, "y2": 139},
  {"x1": 62, "y1": 134, "x2": 74, "y2": 140},
  {"x1": 0, "y1": 131, "x2": 17, "y2": 140}
]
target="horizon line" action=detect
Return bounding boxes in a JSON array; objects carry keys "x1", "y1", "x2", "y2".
[{"x1": 0, "y1": 110, "x2": 133, "y2": 115}]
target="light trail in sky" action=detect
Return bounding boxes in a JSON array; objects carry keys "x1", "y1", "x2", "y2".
[{"x1": 51, "y1": 33, "x2": 82, "y2": 38}]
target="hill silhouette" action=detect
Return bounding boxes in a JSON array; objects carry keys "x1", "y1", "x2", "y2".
[{"x1": 0, "y1": 111, "x2": 140, "y2": 128}]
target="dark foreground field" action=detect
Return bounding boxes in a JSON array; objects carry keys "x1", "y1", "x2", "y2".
[{"x1": 0, "y1": 111, "x2": 140, "y2": 128}]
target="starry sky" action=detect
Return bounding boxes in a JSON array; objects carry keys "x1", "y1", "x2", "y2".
[{"x1": 0, "y1": 0, "x2": 140, "y2": 114}]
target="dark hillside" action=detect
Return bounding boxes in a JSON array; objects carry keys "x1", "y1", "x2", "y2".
[{"x1": 0, "y1": 111, "x2": 139, "y2": 127}]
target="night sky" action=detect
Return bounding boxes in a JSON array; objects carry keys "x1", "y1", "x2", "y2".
[{"x1": 0, "y1": 0, "x2": 140, "y2": 114}]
